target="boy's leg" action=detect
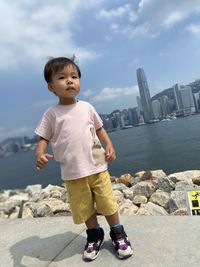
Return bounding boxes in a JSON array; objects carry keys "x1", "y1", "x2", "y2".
[
  {"x1": 92, "y1": 171, "x2": 133, "y2": 259},
  {"x1": 85, "y1": 212, "x2": 98, "y2": 229},
  {"x1": 106, "y1": 211, "x2": 133, "y2": 259},
  {"x1": 83, "y1": 212, "x2": 104, "y2": 262},
  {"x1": 105, "y1": 211, "x2": 120, "y2": 225},
  {"x1": 65, "y1": 177, "x2": 104, "y2": 261}
]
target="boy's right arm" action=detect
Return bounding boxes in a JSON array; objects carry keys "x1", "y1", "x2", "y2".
[{"x1": 35, "y1": 137, "x2": 53, "y2": 170}]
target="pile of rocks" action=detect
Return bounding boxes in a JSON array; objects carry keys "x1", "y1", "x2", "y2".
[{"x1": 1, "y1": 169, "x2": 200, "y2": 219}]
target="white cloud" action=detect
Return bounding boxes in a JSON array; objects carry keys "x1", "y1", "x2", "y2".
[
  {"x1": 97, "y1": 4, "x2": 135, "y2": 20},
  {"x1": 139, "y1": 0, "x2": 200, "y2": 31},
  {"x1": 97, "y1": 3, "x2": 137, "y2": 25},
  {"x1": 82, "y1": 89, "x2": 93, "y2": 97},
  {"x1": 186, "y1": 23, "x2": 200, "y2": 37},
  {"x1": 91, "y1": 85, "x2": 138, "y2": 102},
  {"x1": 97, "y1": 0, "x2": 200, "y2": 38},
  {"x1": 163, "y1": 11, "x2": 184, "y2": 28},
  {"x1": 0, "y1": 0, "x2": 102, "y2": 70}
]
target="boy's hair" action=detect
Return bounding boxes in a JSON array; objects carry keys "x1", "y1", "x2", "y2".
[{"x1": 44, "y1": 55, "x2": 81, "y2": 83}]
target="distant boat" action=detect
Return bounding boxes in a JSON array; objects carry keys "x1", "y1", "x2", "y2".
[
  {"x1": 121, "y1": 125, "x2": 134, "y2": 129},
  {"x1": 136, "y1": 122, "x2": 146, "y2": 126}
]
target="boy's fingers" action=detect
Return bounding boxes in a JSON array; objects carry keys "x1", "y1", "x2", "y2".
[
  {"x1": 45, "y1": 153, "x2": 53, "y2": 158},
  {"x1": 36, "y1": 153, "x2": 53, "y2": 170}
]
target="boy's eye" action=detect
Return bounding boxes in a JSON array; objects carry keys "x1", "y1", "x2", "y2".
[
  {"x1": 58, "y1": 76, "x2": 65, "y2": 79},
  {"x1": 72, "y1": 75, "x2": 78, "y2": 79}
]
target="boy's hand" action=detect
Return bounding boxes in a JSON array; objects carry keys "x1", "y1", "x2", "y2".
[
  {"x1": 105, "y1": 145, "x2": 116, "y2": 162},
  {"x1": 36, "y1": 153, "x2": 53, "y2": 170}
]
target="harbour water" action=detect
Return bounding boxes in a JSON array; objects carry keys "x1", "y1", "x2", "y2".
[{"x1": 1, "y1": 114, "x2": 200, "y2": 190}]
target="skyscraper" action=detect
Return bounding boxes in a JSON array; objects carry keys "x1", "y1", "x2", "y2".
[
  {"x1": 173, "y1": 83, "x2": 196, "y2": 115},
  {"x1": 136, "y1": 68, "x2": 154, "y2": 122},
  {"x1": 173, "y1": 83, "x2": 182, "y2": 111}
]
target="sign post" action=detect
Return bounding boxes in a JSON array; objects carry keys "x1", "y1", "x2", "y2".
[{"x1": 186, "y1": 189, "x2": 200, "y2": 215}]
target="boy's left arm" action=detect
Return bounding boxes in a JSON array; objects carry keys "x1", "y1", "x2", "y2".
[{"x1": 96, "y1": 127, "x2": 116, "y2": 162}]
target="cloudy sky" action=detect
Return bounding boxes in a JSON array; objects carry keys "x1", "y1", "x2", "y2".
[{"x1": 1, "y1": 0, "x2": 200, "y2": 141}]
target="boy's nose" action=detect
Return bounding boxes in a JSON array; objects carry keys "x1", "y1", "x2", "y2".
[{"x1": 67, "y1": 78, "x2": 73, "y2": 84}]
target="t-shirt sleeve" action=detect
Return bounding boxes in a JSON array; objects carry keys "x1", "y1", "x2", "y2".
[
  {"x1": 35, "y1": 110, "x2": 53, "y2": 141},
  {"x1": 89, "y1": 103, "x2": 103, "y2": 130}
]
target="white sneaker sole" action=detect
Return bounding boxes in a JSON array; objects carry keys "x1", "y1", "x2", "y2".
[{"x1": 83, "y1": 240, "x2": 104, "y2": 262}]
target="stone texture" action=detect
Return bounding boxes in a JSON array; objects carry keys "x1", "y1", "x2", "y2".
[
  {"x1": 1, "y1": 169, "x2": 200, "y2": 219},
  {"x1": 149, "y1": 190, "x2": 171, "y2": 209},
  {"x1": 167, "y1": 191, "x2": 187, "y2": 213},
  {"x1": 158, "y1": 176, "x2": 175, "y2": 192},
  {"x1": 118, "y1": 199, "x2": 138, "y2": 215},
  {"x1": 132, "y1": 181, "x2": 157, "y2": 198},
  {"x1": 136, "y1": 202, "x2": 168, "y2": 215},
  {"x1": 115, "y1": 173, "x2": 133, "y2": 187},
  {"x1": 133, "y1": 195, "x2": 148, "y2": 205}
]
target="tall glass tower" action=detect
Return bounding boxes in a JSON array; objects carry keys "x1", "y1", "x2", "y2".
[{"x1": 136, "y1": 68, "x2": 154, "y2": 122}]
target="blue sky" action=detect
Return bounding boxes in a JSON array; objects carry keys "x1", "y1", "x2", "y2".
[{"x1": 1, "y1": 0, "x2": 200, "y2": 141}]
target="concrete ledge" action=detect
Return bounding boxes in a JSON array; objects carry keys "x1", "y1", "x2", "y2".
[{"x1": 0, "y1": 216, "x2": 200, "y2": 267}]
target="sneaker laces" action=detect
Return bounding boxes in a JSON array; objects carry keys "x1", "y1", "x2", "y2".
[
  {"x1": 116, "y1": 238, "x2": 128, "y2": 250},
  {"x1": 86, "y1": 239, "x2": 101, "y2": 252},
  {"x1": 86, "y1": 242, "x2": 95, "y2": 252}
]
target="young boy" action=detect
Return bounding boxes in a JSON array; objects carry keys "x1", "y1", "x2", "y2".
[{"x1": 35, "y1": 56, "x2": 133, "y2": 261}]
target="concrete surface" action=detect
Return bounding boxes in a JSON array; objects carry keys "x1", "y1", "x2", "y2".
[{"x1": 0, "y1": 216, "x2": 200, "y2": 267}]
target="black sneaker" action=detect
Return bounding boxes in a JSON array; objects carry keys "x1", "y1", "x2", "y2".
[
  {"x1": 83, "y1": 227, "x2": 104, "y2": 261},
  {"x1": 110, "y1": 225, "x2": 133, "y2": 259}
]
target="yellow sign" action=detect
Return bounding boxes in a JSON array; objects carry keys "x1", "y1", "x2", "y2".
[{"x1": 187, "y1": 190, "x2": 200, "y2": 215}]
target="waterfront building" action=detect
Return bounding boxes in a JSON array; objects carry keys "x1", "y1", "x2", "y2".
[
  {"x1": 121, "y1": 109, "x2": 130, "y2": 127},
  {"x1": 179, "y1": 85, "x2": 196, "y2": 115},
  {"x1": 173, "y1": 83, "x2": 196, "y2": 115},
  {"x1": 193, "y1": 92, "x2": 200, "y2": 111},
  {"x1": 132, "y1": 107, "x2": 140, "y2": 125},
  {"x1": 160, "y1": 95, "x2": 169, "y2": 118},
  {"x1": 173, "y1": 83, "x2": 183, "y2": 111},
  {"x1": 128, "y1": 108, "x2": 135, "y2": 125},
  {"x1": 152, "y1": 99, "x2": 161, "y2": 119},
  {"x1": 136, "y1": 68, "x2": 154, "y2": 122},
  {"x1": 136, "y1": 96, "x2": 143, "y2": 113},
  {"x1": 102, "y1": 117, "x2": 114, "y2": 130}
]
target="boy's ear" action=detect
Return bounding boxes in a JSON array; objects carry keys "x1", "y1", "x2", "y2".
[{"x1": 48, "y1": 83, "x2": 54, "y2": 92}]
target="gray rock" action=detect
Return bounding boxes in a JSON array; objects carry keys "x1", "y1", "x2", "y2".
[
  {"x1": 25, "y1": 184, "x2": 42, "y2": 196},
  {"x1": 115, "y1": 173, "x2": 134, "y2": 187},
  {"x1": 171, "y1": 208, "x2": 189, "y2": 216},
  {"x1": 167, "y1": 191, "x2": 187, "y2": 213},
  {"x1": 134, "y1": 169, "x2": 167, "y2": 182},
  {"x1": 133, "y1": 195, "x2": 148, "y2": 205},
  {"x1": 112, "y1": 183, "x2": 128, "y2": 192},
  {"x1": 119, "y1": 199, "x2": 138, "y2": 215},
  {"x1": 114, "y1": 190, "x2": 124, "y2": 205},
  {"x1": 149, "y1": 190, "x2": 171, "y2": 209},
  {"x1": 132, "y1": 181, "x2": 157, "y2": 198},
  {"x1": 123, "y1": 188, "x2": 134, "y2": 200},
  {"x1": 158, "y1": 176, "x2": 175, "y2": 192},
  {"x1": 0, "y1": 202, "x2": 16, "y2": 215},
  {"x1": 169, "y1": 170, "x2": 200, "y2": 183},
  {"x1": 136, "y1": 202, "x2": 168, "y2": 215},
  {"x1": 175, "y1": 179, "x2": 194, "y2": 191},
  {"x1": 31, "y1": 203, "x2": 53, "y2": 217}
]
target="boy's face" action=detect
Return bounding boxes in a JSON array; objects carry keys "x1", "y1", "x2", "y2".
[{"x1": 48, "y1": 65, "x2": 80, "y2": 105}]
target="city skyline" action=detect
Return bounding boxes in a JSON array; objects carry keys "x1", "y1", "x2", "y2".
[
  {"x1": 1, "y1": 72, "x2": 200, "y2": 157},
  {"x1": 1, "y1": 1, "x2": 200, "y2": 141},
  {"x1": 0, "y1": 73, "x2": 200, "y2": 144}
]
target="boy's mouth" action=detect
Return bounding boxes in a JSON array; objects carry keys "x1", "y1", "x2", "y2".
[{"x1": 66, "y1": 86, "x2": 75, "y2": 91}]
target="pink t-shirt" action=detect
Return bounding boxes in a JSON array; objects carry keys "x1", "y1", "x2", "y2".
[{"x1": 35, "y1": 100, "x2": 107, "y2": 180}]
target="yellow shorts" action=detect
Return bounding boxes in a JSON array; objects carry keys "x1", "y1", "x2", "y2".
[{"x1": 65, "y1": 170, "x2": 119, "y2": 224}]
